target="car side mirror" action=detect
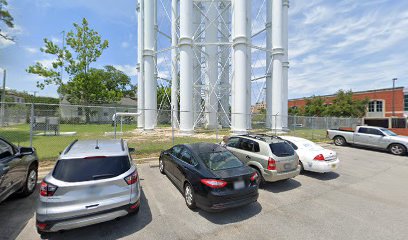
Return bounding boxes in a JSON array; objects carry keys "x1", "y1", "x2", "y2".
[
  {"x1": 18, "y1": 147, "x2": 34, "y2": 156},
  {"x1": 128, "y1": 147, "x2": 136, "y2": 154}
]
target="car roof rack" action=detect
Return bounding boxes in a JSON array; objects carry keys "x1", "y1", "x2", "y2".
[
  {"x1": 239, "y1": 133, "x2": 283, "y2": 142},
  {"x1": 64, "y1": 139, "x2": 78, "y2": 154}
]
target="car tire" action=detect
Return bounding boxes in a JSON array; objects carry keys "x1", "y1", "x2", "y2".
[
  {"x1": 389, "y1": 144, "x2": 407, "y2": 156},
  {"x1": 252, "y1": 167, "x2": 265, "y2": 188},
  {"x1": 17, "y1": 164, "x2": 38, "y2": 197},
  {"x1": 159, "y1": 158, "x2": 165, "y2": 174},
  {"x1": 299, "y1": 161, "x2": 304, "y2": 173},
  {"x1": 333, "y1": 136, "x2": 347, "y2": 146},
  {"x1": 184, "y1": 183, "x2": 196, "y2": 210}
]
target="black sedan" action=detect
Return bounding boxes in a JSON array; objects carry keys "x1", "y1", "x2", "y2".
[{"x1": 159, "y1": 143, "x2": 259, "y2": 211}]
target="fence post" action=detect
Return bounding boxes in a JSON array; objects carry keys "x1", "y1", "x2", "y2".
[
  {"x1": 29, "y1": 103, "x2": 34, "y2": 147},
  {"x1": 216, "y1": 112, "x2": 219, "y2": 142},
  {"x1": 114, "y1": 107, "x2": 117, "y2": 139},
  {"x1": 311, "y1": 117, "x2": 314, "y2": 140},
  {"x1": 171, "y1": 106, "x2": 175, "y2": 146}
]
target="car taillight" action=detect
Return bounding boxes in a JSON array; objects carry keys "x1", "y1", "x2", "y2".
[
  {"x1": 36, "y1": 222, "x2": 47, "y2": 230},
  {"x1": 250, "y1": 172, "x2": 258, "y2": 182},
  {"x1": 40, "y1": 181, "x2": 58, "y2": 197},
  {"x1": 200, "y1": 179, "x2": 227, "y2": 188},
  {"x1": 313, "y1": 154, "x2": 325, "y2": 161},
  {"x1": 124, "y1": 171, "x2": 139, "y2": 185},
  {"x1": 267, "y1": 157, "x2": 276, "y2": 170}
]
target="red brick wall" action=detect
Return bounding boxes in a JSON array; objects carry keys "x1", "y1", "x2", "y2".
[{"x1": 288, "y1": 88, "x2": 405, "y2": 117}]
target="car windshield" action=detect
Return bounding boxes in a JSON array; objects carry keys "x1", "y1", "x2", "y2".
[
  {"x1": 380, "y1": 128, "x2": 398, "y2": 136},
  {"x1": 270, "y1": 142, "x2": 295, "y2": 157},
  {"x1": 53, "y1": 156, "x2": 131, "y2": 182},
  {"x1": 199, "y1": 151, "x2": 243, "y2": 171}
]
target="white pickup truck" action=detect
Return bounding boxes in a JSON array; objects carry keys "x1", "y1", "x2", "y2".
[{"x1": 327, "y1": 126, "x2": 408, "y2": 156}]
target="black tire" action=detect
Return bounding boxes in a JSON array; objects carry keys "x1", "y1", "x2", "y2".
[
  {"x1": 299, "y1": 161, "x2": 304, "y2": 173},
  {"x1": 159, "y1": 158, "x2": 165, "y2": 174},
  {"x1": 389, "y1": 144, "x2": 407, "y2": 156},
  {"x1": 333, "y1": 136, "x2": 347, "y2": 146},
  {"x1": 252, "y1": 167, "x2": 265, "y2": 188},
  {"x1": 184, "y1": 183, "x2": 196, "y2": 210},
  {"x1": 17, "y1": 164, "x2": 38, "y2": 197}
]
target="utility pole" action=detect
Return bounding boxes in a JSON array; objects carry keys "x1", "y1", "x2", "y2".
[
  {"x1": 392, "y1": 78, "x2": 398, "y2": 117},
  {"x1": 1, "y1": 69, "x2": 6, "y2": 126}
]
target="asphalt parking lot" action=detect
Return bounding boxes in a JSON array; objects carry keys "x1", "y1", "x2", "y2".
[{"x1": 1, "y1": 144, "x2": 408, "y2": 240}]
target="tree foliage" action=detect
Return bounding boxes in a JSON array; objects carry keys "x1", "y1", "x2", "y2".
[
  {"x1": 27, "y1": 18, "x2": 111, "y2": 102},
  {"x1": 0, "y1": 0, "x2": 14, "y2": 41},
  {"x1": 289, "y1": 90, "x2": 368, "y2": 118}
]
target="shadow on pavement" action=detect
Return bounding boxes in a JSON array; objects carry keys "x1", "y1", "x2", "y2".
[
  {"x1": 262, "y1": 178, "x2": 301, "y2": 193},
  {"x1": 302, "y1": 171, "x2": 340, "y2": 181},
  {"x1": 0, "y1": 184, "x2": 38, "y2": 240},
  {"x1": 44, "y1": 189, "x2": 152, "y2": 240},
  {"x1": 198, "y1": 201, "x2": 262, "y2": 225}
]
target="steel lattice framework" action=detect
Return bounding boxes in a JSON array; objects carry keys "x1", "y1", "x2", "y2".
[{"x1": 136, "y1": 0, "x2": 289, "y2": 134}]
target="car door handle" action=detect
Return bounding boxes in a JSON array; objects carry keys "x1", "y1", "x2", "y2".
[
  {"x1": 246, "y1": 155, "x2": 251, "y2": 159},
  {"x1": 86, "y1": 204, "x2": 99, "y2": 209}
]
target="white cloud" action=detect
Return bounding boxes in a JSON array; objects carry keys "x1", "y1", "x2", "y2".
[
  {"x1": 25, "y1": 47, "x2": 39, "y2": 54},
  {"x1": 113, "y1": 64, "x2": 137, "y2": 77}
]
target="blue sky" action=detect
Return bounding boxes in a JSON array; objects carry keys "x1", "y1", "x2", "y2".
[{"x1": 0, "y1": 0, "x2": 407, "y2": 101}]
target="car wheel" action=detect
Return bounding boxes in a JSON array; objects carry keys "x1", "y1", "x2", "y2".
[
  {"x1": 389, "y1": 144, "x2": 406, "y2": 156},
  {"x1": 252, "y1": 167, "x2": 265, "y2": 187},
  {"x1": 159, "y1": 158, "x2": 165, "y2": 174},
  {"x1": 333, "y1": 136, "x2": 347, "y2": 146},
  {"x1": 18, "y1": 164, "x2": 38, "y2": 197},
  {"x1": 299, "y1": 161, "x2": 304, "y2": 173},
  {"x1": 184, "y1": 183, "x2": 196, "y2": 210}
]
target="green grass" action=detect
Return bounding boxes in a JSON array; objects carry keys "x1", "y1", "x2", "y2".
[{"x1": 0, "y1": 123, "x2": 329, "y2": 163}]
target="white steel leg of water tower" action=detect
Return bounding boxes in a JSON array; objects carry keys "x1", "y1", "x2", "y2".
[
  {"x1": 179, "y1": 0, "x2": 194, "y2": 134},
  {"x1": 219, "y1": 2, "x2": 231, "y2": 128},
  {"x1": 205, "y1": 1, "x2": 218, "y2": 129},
  {"x1": 193, "y1": 3, "x2": 202, "y2": 127},
  {"x1": 271, "y1": 0, "x2": 284, "y2": 131},
  {"x1": 265, "y1": 0, "x2": 273, "y2": 129},
  {"x1": 143, "y1": 0, "x2": 157, "y2": 130},
  {"x1": 282, "y1": 0, "x2": 289, "y2": 130},
  {"x1": 232, "y1": 0, "x2": 248, "y2": 134},
  {"x1": 137, "y1": 0, "x2": 145, "y2": 129},
  {"x1": 171, "y1": 0, "x2": 179, "y2": 128},
  {"x1": 246, "y1": 0, "x2": 252, "y2": 130}
]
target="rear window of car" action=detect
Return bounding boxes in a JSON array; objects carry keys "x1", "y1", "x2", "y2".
[
  {"x1": 270, "y1": 142, "x2": 295, "y2": 157},
  {"x1": 53, "y1": 156, "x2": 131, "y2": 182},
  {"x1": 199, "y1": 151, "x2": 243, "y2": 171}
]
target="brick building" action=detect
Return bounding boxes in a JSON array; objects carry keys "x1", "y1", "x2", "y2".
[{"x1": 288, "y1": 87, "x2": 405, "y2": 118}]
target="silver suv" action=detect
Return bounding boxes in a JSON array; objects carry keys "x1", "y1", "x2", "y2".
[
  {"x1": 226, "y1": 134, "x2": 300, "y2": 185},
  {"x1": 36, "y1": 139, "x2": 140, "y2": 235}
]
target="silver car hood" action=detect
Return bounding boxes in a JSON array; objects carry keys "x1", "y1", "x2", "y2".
[{"x1": 388, "y1": 135, "x2": 408, "y2": 142}]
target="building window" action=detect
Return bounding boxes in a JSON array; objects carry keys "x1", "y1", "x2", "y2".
[
  {"x1": 376, "y1": 101, "x2": 383, "y2": 112},
  {"x1": 368, "y1": 101, "x2": 375, "y2": 112},
  {"x1": 368, "y1": 100, "x2": 383, "y2": 113},
  {"x1": 404, "y1": 94, "x2": 408, "y2": 111}
]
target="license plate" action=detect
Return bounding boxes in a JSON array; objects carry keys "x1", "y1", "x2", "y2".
[
  {"x1": 284, "y1": 163, "x2": 292, "y2": 170},
  {"x1": 234, "y1": 180, "x2": 245, "y2": 190},
  {"x1": 331, "y1": 164, "x2": 336, "y2": 169}
]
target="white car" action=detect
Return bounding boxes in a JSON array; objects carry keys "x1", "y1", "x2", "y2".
[{"x1": 280, "y1": 136, "x2": 339, "y2": 173}]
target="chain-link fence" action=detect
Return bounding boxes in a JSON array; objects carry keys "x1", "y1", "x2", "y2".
[{"x1": 0, "y1": 102, "x2": 362, "y2": 161}]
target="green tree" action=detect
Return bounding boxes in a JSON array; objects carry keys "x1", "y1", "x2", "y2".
[
  {"x1": 0, "y1": 0, "x2": 14, "y2": 41},
  {"x1": 326, "y1": 90, "x2": 368, "y2": 117},
  {"x1": 62, "y1": 65, "x2": 133, "y2": 105},
  {"x1": 303, "y1": 96, "x2": 327, "y2": 116},
  {"x1": 27, "y1": 18, "x2": 109, "y2": 94}
]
